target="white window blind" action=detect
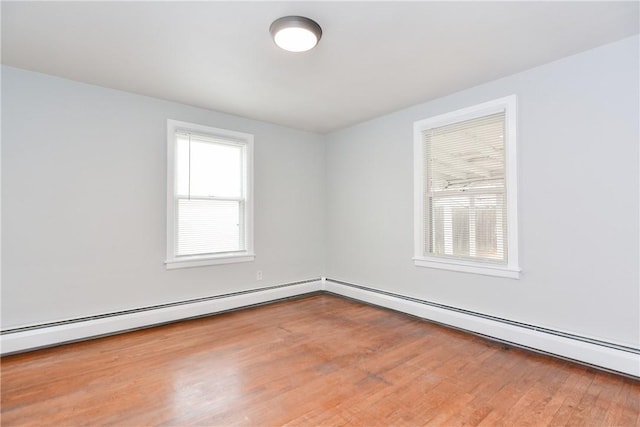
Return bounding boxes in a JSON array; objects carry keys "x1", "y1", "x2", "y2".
[
  {"x1": 175, "y1": 133, "x2": 244, "y2": 256},
  {"x1": 166, "y1": 120, "x2": 254, "y2": 269},
  {"x1": 413, "y1": 95, "x2": 519, "y2": 278},
  {"x1": 423, "y1": 112, "x2": 507, "y2": 263}
]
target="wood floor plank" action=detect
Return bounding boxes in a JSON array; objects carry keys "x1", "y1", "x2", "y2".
[
  {"x1": 612, "y1": 378, "x2": 640, "y2": 427},
  {"x1": 2, "y1": 294, "x2": 638, "y2": 426}
]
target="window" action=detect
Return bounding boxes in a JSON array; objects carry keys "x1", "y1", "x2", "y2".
[
  {"x1": 413, "y1": 95, "x2": 519, "y2": 278},
  {"x1": 166, "y1": 120, "x2": 254, "y2": 269}
]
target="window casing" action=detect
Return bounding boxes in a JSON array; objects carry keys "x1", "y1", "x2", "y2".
[
  {"x1": 166, "y1": 120, "x2": 254, "y2": 269},
  {"x1": 413, "y1": 96, "x2": 520, "y2": 278}
]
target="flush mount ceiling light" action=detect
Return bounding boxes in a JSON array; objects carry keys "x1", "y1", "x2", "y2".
[{"x1": 270, "y1": 16, "x2": 322, "y2": 52}]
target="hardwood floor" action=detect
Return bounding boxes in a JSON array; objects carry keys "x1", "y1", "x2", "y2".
[{"x1": 1, "y1": 294, "x2": 639, "y2": 426}]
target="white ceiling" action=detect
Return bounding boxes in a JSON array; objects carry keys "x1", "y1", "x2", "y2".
[{"x1": 2, "y1": 1, "x2": 638, "y2": 134}]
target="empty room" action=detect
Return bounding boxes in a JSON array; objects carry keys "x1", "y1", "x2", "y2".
[{"x1": 1, "y1": 1, "x2": 639, "y2": 425}]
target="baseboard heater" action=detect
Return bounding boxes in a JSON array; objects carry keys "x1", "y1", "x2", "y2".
[
  {"x1": 2, "y1": 277, "x2": 638, "y2": 377},
  {"x1": 323, "y1": 278, "x2": 640, "y2": 378},
  {"x1": 0, "y1": 279, "x2": 323, "y2": 355}
]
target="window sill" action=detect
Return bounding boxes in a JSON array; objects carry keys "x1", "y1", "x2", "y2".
[
  {"x1": 413, "y1": 257, "x2": 520, "y2": 279},
  {"x1": 166, "y1": 253, "x2": 255, "y2": 270}
]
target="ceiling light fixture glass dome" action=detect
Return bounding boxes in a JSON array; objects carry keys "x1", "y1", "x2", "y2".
[{"x1": 270, "y1": 16, "x2": 322, "y2": 52}]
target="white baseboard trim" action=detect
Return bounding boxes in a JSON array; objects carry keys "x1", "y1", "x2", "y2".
[
  {"x1": 325, "y1": 279, "x2": 640, "y2": 377},
  {"x1": 1, "y1": 280, "x2": 323, "y2": 355}
]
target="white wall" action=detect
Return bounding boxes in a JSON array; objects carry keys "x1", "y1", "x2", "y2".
[
  {"x1": 2, "y1": 66, "x2": 325, "y2": 328},
  {"x1": 325, "y1": 36, "x2": 640, "y2": 348}
]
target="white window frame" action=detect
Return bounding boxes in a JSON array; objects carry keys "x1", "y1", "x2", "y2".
[
  {"x1": 166, "y1": 119, "x2": 254, "y2": 269},
  {"x1": 413, "y1": 95, "x2": 520, "y2": 279}
]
